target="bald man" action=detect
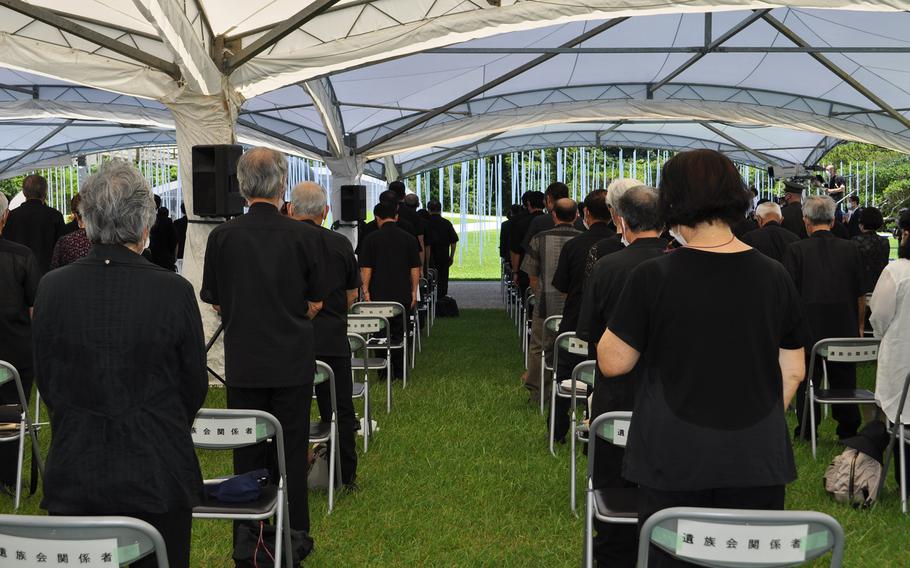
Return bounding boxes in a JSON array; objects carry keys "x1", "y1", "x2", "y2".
[
  {"x1": 288, "y1": 182, "x2": 361, "y2": 488},
  {"x1": 741, "y1": 201, "x2": 800, "y2": 263}
]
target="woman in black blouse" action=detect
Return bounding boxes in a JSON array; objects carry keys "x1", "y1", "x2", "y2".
[
  {"x1": 598, "y1": 149, "x2": 810, "y2": 567},
  {"x1": 852, "y1": 206, "x2": 890, "y2": 292}
]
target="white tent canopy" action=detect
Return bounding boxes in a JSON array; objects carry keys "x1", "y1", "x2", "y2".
[{"x1": 1, "y1": 0, "x2": 909, "y2": 337}]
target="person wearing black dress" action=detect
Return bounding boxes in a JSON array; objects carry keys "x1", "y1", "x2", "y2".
[
  {"x1": 599, "y1": 150, "x2": 809, "y2": 567},
  {"x1": 852, "y1": 206, "x2": 890, "y2": 292}
]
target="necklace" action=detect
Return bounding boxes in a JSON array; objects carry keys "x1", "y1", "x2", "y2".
[{"x1": 684, "y1": 235, "x2": 736, "y2": 249}]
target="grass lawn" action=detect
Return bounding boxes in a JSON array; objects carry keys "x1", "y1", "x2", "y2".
[
  {"x1": 450, "y1": 229, "x2": 501, "y2": 281},
  {"x1": 3, "y1": 309, "x2": 909, "y2": 566}
]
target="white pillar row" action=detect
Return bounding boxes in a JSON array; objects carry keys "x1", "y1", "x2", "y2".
[
  {"x1": 163, "y1": 86, "x2": 242, "y2": 377},
  {"x1": 325, "y1": 153, "x2": 366, "y2": 250}
]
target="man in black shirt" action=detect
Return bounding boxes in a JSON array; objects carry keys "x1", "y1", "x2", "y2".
[
  {"x1": 389, "y1": 181, "x2": 426, "y2": 267},
  {"x1": 4, "y1": 174, "x2": 64, "y2": 275},
  {"x1": 174, "y1": 203, "x2": 188, "y2": 260},
  {"x1": 825, "y1": 164, "x2": 847, "y2": 221},
  {"x1": 509, "y1": 191, "x2": 545, "y2": 296},
  {"x1": 0, "y1": 192, "x2": 40, "y2": 493},
  {"x1": 425, "y1": 200, "x2": 458, "y2": 297},
  {"x1": 741, "y1": 201, "x2": 799, "y2": 263},
  {"x1": 289, "y1": 181, "x2": 361, "y2": 488},
  {"x1": 780, "y1": 182, "x2": 809, "y2": 239},
  {"x1": 148, "y1": 195, "x2": 178, "y2": 271},
  {"x1": 356, "y1": 189, "x2": 418, "y2": 256},
  {"x1": 549, "y1": 190, "x2": 613, "y2": 440},
  {"x1": 578, "y1": 185, "x2": 666, "y2": 567},
  {"x1": 359, "y1": 202, "x2": 421, "y2": 379},
  {"x1": 500, "y1": 204, "x2": 523, "y2": 266},
  {"x1": 201, "y1": 147, "x2": 326, "y2": 543},
  {"x1": 784, "y1": 195, "x2": 867, "y2": 441},
  {"x1": 521, "y1": 182, "x2": 570, "y2": 254}
]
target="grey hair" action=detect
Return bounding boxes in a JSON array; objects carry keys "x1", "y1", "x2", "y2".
[
  {"x1": 616, "y1": 185, "x2": 662, "y2": 232},
  {"x1": 290, "y1": 181, "x2": 327, "y2": 217},
  {"x1": 755, "y1": 201, "x2": 782, "y2": 220},
  {"x1": 803, "y1": 195, "x2": 836, "y2": 225},
  {"x1": 0, "y1": 193, "x2": 8, "y2": 218},
  {"x1": 606, "y1": 177, "x2": 643, "y2": 210},
  {"x1": 80, "y1": 160, "x2": 156, "y2": 245},
  {"x1": 237, "y1": 147, "x2": 288, "y2": 201}
]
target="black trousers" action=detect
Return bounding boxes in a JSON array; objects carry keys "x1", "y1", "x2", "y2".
[
  {"x1": 388, "y1": 313, "x2": 407, "y2": 379},
  {"x1": 0, "y1": 367, "x2": 32, "y2": 486},
  {"x1": 637, "y1": 485, "x2": 785, "y2": 568},
  {"x1": 795, "y1": 358, "x2": 860, "y2": 440},
  {"x1": 314, "y1": 355, "x2": 358, "y2": 485},
  {"x1": 432, "y1": 255, "x2": 451, "y2": 297},
  {"x1": 50, "y1": 509, "x2": 192, "y2": 568},
  {"x1": 226, "y1": 384, "x2": 312, "y2": 533}
]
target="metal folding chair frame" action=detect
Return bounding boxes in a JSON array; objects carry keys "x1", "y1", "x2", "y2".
[
  {"x1": 348, "y1": 315, "x2": 394, "y2": 415},
  {"x1": 570, "y1": 360, "x2": 596, "y2": 515},
  {"x1": 311, "y1": 361, "x2": 343, "y2": 513},
  {"x1": 352, "y1": 301, "x2": 411, "y2": 388},
  {"x1": 637, "y1": 507, "x2": 845, "y2": 567},
  {"x1": 539, "y1": 315, "x2": 562, "y2": 415},
  {"x1": 0, "y1": 514, "x2": 170, "y2": 567},
  {"x1": 879, "y1": 370, "x2": 910, "y2": 513},
  {"x1": 192, "y1": 408, "x2": 293, "y2": 568},
  {"x1": 0, "y1": 360, "x2": 44, "y2": 510},
  {"x1": 347, "y1": 332, "x2": 373, "y2": 451},
  {"x1": 800, "y1": 338, "x2": 880, "y2": 458},
  {"x1": 549, "y1": 333, "x2": 589, "y2": 456}
]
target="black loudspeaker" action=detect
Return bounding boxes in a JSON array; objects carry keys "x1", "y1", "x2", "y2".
[
  {"x1": 340, "y1": 184, "x2": 367, "y2": 222},
  {"x1": 192, "y1": 144, "x2": 244, "y2": 217}
]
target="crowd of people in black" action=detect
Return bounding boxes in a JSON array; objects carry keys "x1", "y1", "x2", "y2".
[
  {"x1": 1, "y1": 144, "x2": 908, "y2": 566},
  {"x1": 500, "y1": 150, "x2": 909, "y2": 567},
  {"x1": 0, "y1": 147, "x2": 458, "y2": 567}
]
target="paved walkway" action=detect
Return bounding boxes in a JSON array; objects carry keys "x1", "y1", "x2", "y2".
[{"x1": 447, "y1": 280, "x2": 502, "y2": 309}]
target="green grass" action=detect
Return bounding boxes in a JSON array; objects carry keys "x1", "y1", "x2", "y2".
[
  {"x1": 450, "y1": 229, "x2": 501, "y2": 281},
  {"x1": 4, "y1": 310, "x2": 910, "y2": 566}
]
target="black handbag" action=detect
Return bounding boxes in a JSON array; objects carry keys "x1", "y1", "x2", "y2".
[{"x1": 232, "y1": 521, "x2": 314, "y2": 568}]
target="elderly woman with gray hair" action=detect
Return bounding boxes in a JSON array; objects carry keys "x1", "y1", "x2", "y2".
[{"x1": 32, "y1": 160, "x2": 208, "y2": 568}]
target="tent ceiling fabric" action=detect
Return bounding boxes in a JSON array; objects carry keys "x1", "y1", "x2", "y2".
[{"x1": 0, "y1": 2, "x2": 907, "y2": 178}]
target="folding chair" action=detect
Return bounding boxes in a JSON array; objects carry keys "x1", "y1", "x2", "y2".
[
  {"x1": 549, "y1": 333, "x2": 589, "y2": 455},
  {"x1": 0, "y1": 360, "x2": 44, "y2": 510},
  {"x1": 352, "y1": 301, "x2": 410, "y2": 387},
  {"x1": 192, "y1": 409, "x2": 293, "y2": 568},
  {"x1": 569, "y1": 360, "x2": 596, "y2": 515},
  {"x1": 426, "y1": 268, "x2": 439, "y2": 329},
  {"x1": 0, "y1": 514, "x2": 169, "y2": 567},
  {"x1": 539, "y1": 315, "x2": 562, "y2": 415},
  {"x1": 417, "y1": 278, "x2": 431, "y2": 338},
  {"x1": 800, "y1": 338, "x2": 879, "y2": 458},
  {"x1": 584, "y1": 411, "x2": 637, "y2": 568},
  {"x1": 347, "y1": 332, "x2": 373, "y2": 451},
  {"x1": 636, "y1": 507, "x2": 845, "y2": 568},
  {"x1": 311, "y1": 360, "x2": 343, "y2": 513},
  {"x1": 523, "y1": 294, "x2": 535, "y2": 356},
  {"x1": 348, "y1": 316, "x2": 393, "y2": 415},
  {"x1": 879, "y1": 370, "x2": 910, "y2": 513}
]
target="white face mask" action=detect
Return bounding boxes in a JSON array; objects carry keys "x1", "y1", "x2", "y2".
[
  {"x1": 669, "y1": 225, "x2": 687, "y2": 246},
  {"x1": 620, "y1": 219, "x2": 629, "y2": 247}
]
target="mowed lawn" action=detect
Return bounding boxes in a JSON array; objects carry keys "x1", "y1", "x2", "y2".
[{"x1": 2, "y1": 309, "x2": 910, "y2": 566}]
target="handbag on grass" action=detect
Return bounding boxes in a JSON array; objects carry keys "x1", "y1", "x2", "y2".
[{"x1": 233, "y1": 521, "x2": 314, "y2": 568}]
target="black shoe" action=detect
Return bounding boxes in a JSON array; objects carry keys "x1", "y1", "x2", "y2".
[{"x1": 342, "y1": 481, "x2": 360, "y2": 495}]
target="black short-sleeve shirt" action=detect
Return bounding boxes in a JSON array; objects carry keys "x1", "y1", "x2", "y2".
[
  {"x1": 0, "y1": 237, "x2": 40, "y2": 373},
  {"x1": 305, "y1": 221, "x2": 361, "y2": 358},
  {"x1": 783, "y1": 230, "x2": 867, "y2": 343},
  {"x1": 359, "y1": 223, "x2": 420, "y2": 309},
  {"x1": 426, "y1": 215, "x2": 458, "y2": 261},
  {"x1": 552, "y1": 222, "x2": 616, "y2": 332},
  {"x1": 200, "y1": 203, "x2": 327, "y2": 387},
  {"x1": 608, "y1": 248, "x2": 809, "y2": 491}
]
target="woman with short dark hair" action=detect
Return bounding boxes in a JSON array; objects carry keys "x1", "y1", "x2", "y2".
[
  {"x1": 852, "y1": 206, "x2": 890, "y2": 291},
  {"x1": 871, "y1": 211, "x2": 910, "y2": 427},
  {"x1": 598, "y1": 149, "x2": 810, "y2": 567}
]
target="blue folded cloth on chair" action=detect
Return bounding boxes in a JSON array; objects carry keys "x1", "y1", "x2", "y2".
[{"x1": 208, "y1": 469, "x2": 269, "y2": 502}]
